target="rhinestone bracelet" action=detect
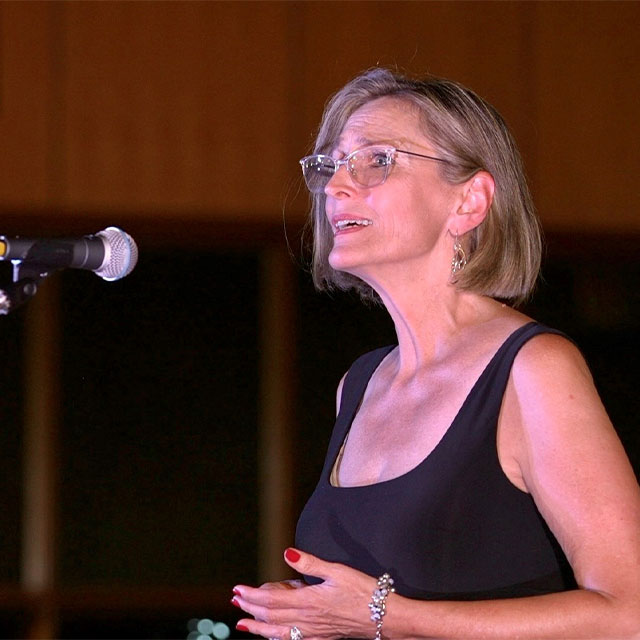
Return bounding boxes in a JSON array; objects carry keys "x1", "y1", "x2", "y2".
[{"x1": 368, "y1": 572, "x2": 395, "y2": 640}]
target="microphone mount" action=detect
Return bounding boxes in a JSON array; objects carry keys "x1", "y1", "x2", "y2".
[{"x1": 0, "y1": 260, "x2": 54, "y2": 315}]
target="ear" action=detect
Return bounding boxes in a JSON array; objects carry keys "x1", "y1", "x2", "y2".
[{"x1": 450, "y1": 171, "x2": 494, "y2": 235}]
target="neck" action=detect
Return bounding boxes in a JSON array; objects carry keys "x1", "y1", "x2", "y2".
[{"x1": 362, "y1": 265, "x2": 496, "y2": 376}]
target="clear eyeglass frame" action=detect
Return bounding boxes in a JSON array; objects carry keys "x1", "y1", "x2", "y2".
[{"x1": 299, "y1": 145, "x2": 448, "y2": 194}]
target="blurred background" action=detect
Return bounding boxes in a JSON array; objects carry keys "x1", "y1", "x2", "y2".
[{"x1": 0, "y1": 1, "x2": 638, "y2": 638}]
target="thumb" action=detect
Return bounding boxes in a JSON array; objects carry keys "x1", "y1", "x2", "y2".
[{"x1": 283, "y1": 547, "x2": 337, "y2": 581}]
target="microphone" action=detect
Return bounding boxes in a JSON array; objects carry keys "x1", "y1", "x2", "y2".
[{"x1": 0, "y1": 226, "x2": 138, "y2": 281}]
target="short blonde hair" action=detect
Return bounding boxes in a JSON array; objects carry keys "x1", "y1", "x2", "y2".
[{"x1": 305, "y1": 68, "x2": 542, "y2": 306}]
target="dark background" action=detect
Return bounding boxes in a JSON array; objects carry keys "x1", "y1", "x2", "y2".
[{"x1": 1, "y1": 234, "x2": 638, "y2": 638}]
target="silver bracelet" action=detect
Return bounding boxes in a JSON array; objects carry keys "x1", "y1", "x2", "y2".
[{"x1": 368, "y1": 572, "x2": 395, "y2": 640}]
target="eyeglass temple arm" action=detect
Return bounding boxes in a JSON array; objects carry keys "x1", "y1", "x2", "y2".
[{"x1": 395, "y1": 149, "x2": 449, "y2": 163}]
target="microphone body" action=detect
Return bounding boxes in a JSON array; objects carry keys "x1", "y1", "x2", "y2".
[
  {"x1": 0, "y1": 227, "x2": 138, "y2": 281},
  {"x1": 0, "y1": 235, "x2": 106, "y2": 270}
]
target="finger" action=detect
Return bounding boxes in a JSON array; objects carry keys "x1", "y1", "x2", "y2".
[
  {"x1": 233, "y1": 584, "x2": 299, "y2": 608},
  {"x1": 236, "y1": 617, "x2": 311, "y2": 640},
  {"x1": 232, "y1": 593, "x2": 301, "y2": 627},
  {"x1": 283, "y1": 547, "x2": 340, "y2": 582},
  {"x1": 283, "y1": 578, "x2": 307, "y2": 589},
  {"x1": 235, "y1": 618, "x2": 290, "y2": 639},
  {"x1": 257, "y1": 580, "x2": 301, "y2": 591}
]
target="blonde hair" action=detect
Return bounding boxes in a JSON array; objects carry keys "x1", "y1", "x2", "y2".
[{"x1": 305, "y1": 68, "x2": 542, "y2": 306}]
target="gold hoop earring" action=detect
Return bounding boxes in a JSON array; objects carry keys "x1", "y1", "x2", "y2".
[{"x1": 451, "y1": 233, "x2": 467, "y2": 276}]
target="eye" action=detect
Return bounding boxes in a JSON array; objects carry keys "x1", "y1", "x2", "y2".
[
  {"x1": 312, "y1": 156, "x2": 337, "y2": 176},
  {"x1": 366, "y1": 149, "x2": 392, "y2": 168},
  {"x1": 323, "y1": 157, "x2": 338, "y2": 168}
]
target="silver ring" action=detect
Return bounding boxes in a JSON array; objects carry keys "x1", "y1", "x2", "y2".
[{"x1": 290, "y1": 627, "x2": 304, "y2": 640}]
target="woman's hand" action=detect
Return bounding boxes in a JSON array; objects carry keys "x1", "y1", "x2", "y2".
[{"x1": 232, "y1": 548, "x2": 381, "y2": 640}]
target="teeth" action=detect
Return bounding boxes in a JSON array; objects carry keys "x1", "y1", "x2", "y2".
[{"x1": 334, "y1": 219, "x2": 372, "y2": 231}]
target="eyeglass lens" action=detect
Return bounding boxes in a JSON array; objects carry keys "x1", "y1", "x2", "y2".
[{"x1": 301, "y1": 147, "x2": 393, "y2": 193}]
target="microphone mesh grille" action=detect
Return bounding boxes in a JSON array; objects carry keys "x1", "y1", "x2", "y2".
[{"x1": 95, "y1": 227, "x2": 138, "y2": 281}]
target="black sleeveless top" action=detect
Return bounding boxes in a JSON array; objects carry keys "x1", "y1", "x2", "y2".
[{"x1": 295, "y1": 323, "x2": 576, "y2": 600}]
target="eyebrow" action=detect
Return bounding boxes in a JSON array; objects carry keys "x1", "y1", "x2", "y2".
[
  {"x1": 334, "y1": 135, "x2": 400, "y2": 157},
  {"x1": 354, "y1": 135, "x2": 376, "y2": 146}
]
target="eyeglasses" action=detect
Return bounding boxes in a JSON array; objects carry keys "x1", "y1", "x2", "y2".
[{"x1": 299, "y1": 145, "x2": 448, "y2": 194}]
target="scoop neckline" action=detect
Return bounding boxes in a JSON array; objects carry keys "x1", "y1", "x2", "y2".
[{"x1": 326, "y1": 321, "x2": 538, "y2": 491}]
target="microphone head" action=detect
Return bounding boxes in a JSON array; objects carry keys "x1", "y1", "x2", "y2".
[{"x1": 94, "y1": 227, "x2": 138, "y2": 281}]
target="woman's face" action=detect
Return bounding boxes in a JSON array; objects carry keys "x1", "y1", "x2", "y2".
[{"x1": 324, "y1": 97, "x2": 461, "y2": 289}]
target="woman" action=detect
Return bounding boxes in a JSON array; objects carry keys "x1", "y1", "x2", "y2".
[{"x1": 232, "y1": 68, "x2": 640, "y2": 639}]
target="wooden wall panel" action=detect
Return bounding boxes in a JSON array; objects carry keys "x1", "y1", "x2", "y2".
[
  {"x1": 62, "y1": 2, "x2": 291, "y2": 218},
  {"x1": 0, "y1": 1, "x2": 638, "y2": 233},
  {"x1": 531, "y1": 2, "x2": 640, "y2": 231},
  {"x1": 0, "y1": 3, "x2": 57, "y2": 208}
]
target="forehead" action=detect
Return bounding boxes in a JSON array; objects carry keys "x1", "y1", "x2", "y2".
[{"x1": 336, "y1": 96, "x2": 427, "y2": 150}]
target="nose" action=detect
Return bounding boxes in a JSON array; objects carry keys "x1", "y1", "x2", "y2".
[{"x1": 324, "y1": 161, "x2": 356, "y2": 198}]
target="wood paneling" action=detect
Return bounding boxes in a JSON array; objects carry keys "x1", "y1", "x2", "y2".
[
  {"x1": 62, "y1": 2, "x2": 291, "y2": 217},
  {"x1": 531, "y1": 1, "x2": 640, "y2": 231},
  {"x1": 0, "y1": 3, "x2": 57, "y2": 207},
  {"x1": 1, "y1": 1, "x2": 639, "y2": 232}
]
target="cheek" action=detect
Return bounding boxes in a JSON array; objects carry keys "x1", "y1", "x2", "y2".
[{"x1": 393, "y1": 203, "x2": 448, "y2": 255}]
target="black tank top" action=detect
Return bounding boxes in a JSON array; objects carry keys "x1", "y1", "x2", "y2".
[{"x1": 295, "y1": 322, "x2": 576, "y2": 600}]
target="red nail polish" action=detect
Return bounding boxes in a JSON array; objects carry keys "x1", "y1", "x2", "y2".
[
  {"x1": 231, "y1": 597, "x2": 241, "y2": 608},
  {"x1": 285, "y1": 548, "x2": 301, "y2": 563},
  {"x1": 236, "y1": 623, "x2": 249, "y2": 632},
  {"x1": 233, "y1": 587, "x2": 241, "y2": 596}
]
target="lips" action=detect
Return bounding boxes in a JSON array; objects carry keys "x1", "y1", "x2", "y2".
[{"x1": 330, "y1": 215, "x2": 373, "y2": 235}]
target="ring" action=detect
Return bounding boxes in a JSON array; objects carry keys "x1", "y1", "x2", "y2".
[{"x1": 290, "y1": 627, "x2": 304, "y2": 640}]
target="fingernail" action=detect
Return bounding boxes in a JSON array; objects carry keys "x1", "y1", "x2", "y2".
[
  {"x1": 232, "y1": 587, "x2": 241, "y2": 596},
  {"x1": 236, "y1": 623, "x2": 249, "y2": 632},
  {"x1": 231, "y1": 597, "x2": 241, "y2": 608},
  {"x1": 285, "y1": 548, "x2": 301, "y2": 563}
]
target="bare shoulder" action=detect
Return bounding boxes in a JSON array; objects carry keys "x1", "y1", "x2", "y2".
[
  {"x1": 506, "y1": 330, "x2": 613, "y2": 452},
  {"x1": 498, "y1": 332, "x2": 598, "y2": 489},
  {"x1": 504, "y1": 329, "x2": 639, "y2": 503},
  {"x1": 511, "y1": 330, "x2": 593, "y2": 389}
]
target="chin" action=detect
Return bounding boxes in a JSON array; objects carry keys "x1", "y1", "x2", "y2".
[
  {"x1": 328, "y1": 250, "x2": 370, "y2": 282},
  {"x1": 328, "y1": 247, "x2": 359, "y2": 273}
]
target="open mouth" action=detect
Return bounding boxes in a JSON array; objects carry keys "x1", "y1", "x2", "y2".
[{"x1": 334, "y1": 219, "x2": 373, "y2": 233}]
